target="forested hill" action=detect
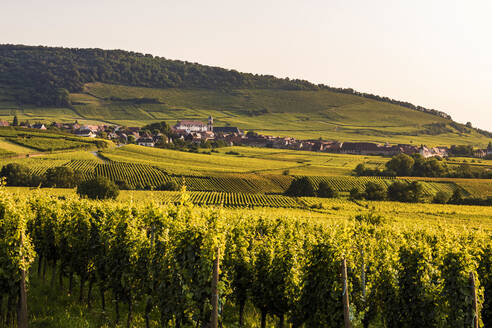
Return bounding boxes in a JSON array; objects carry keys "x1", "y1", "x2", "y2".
[{"x1": 0, "y1": 44, "x2": 449, "y2": 119}]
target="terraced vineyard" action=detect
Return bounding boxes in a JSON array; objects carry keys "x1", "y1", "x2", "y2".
[
  {"x1": 305, "y1": 175, "x2": 460, "y2": 196},
  {"x1": 0, "y1": 152, "x2": 485, "y2": 198},
  {"x1": 0, "y1": 158, "x2": 70, "y2": 175},
  {"x1": 63, "y1": 160, "x2": 98, "y2": 179},
  {"x1": 91, "y1": 162, "x2": 292, "y2": 193},
  {"x1": 146, "y1": 191, "x2": 302, "y2": 208},
  {"x1": 405, "y1": 177, "x2": 492, "y2": 197},
  {"x1": 6, "y1": 136, "x2": 94, "y2": 151},
  {"x1": 95, "y1": 162, "x2": 172, "y2": 188}
]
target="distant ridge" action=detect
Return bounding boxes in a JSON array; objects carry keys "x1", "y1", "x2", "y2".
[{"x1": 0, "y1": 44, "x2": 450, "y2": 119}]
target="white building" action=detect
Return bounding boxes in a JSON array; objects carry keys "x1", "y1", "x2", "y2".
[
  {"x1": 419, "y1": 146, "x2": 448, "y2": 158},
  {"x1": 174, "y1": 120, "x2": 208, "y2": 133},
  {"x1": 137, "y1": 137, "x2": 155, "y2": 147},
  {"x1": 75, "y1": 129, "x2": 96, "y2": 138}
]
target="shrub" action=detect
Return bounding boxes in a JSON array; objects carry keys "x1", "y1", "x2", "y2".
[
  {"x1": 77, "y1": 177, "x2": 119, "y2": 200},
  {"x1": 285, "y1": 177, "x2": 315, "y2": 197},
  {"x1": 0, "y1": 163, "x2": 31, "y2": 186},
  {"x1": 349, "y1": 187, "x2": 364, "y2": 200},
  {"x1": 317, "y1": 182, "x2": 338, "y2": 198},
  {"x1": 448, "y1": 189, "x2": 464, "y2": 204},
  {"x1": 387, "y1": 181, "x2": 424, "y2": 203},
  {"x1": 45, "y1": 166, "x2": 81, "y2": 188},
  {"x1": 157, "y1": 181, "x2": 179, "y2": 191},
  {"x1": 115, "y1": 180, "x2": 131, "y2": 190},
  {"x1": 364, "y1": 182, "x2": 386, "y2": 200},
  {"x1": 433, "y1": 191, "x2": 450, "y2": 204}
]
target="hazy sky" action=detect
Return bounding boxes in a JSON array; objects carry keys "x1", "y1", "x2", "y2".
[{"x1": 2, "y1": 0, "x2": 491, "y2": 130}]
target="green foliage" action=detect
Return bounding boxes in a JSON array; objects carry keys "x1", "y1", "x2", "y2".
[
  {"x1": 0, "y1": 163, "x2": 32, "y2": 186},
  {"x1": 364, "y1": 182, "x2": 387, "y2": 200},
  {"x1": 350, "y1": 187, "x2": 364, "y2": 200},
  {"x1": 45, "y1": 166, "x2": 81, "y2": 188},
  {"x1": 387, "y1": 181, "x2": 424, "y2": 203},
  {"x1": 76, "y1": 177, "x2": 119, "y2": 200},
  {"x1": 157, "y1": 181, "x2": 179, "y2": 191},
  {"x1": 441, "y1": 250, "x2": 482, "y2": 327},
  {"x1": 450, "y1": 145, "x2": 474, "y2": 157},
  {"x1": 448, "y1": 188, "x2": 465, "y2": 204},
  {"x1": 0, "y1": 187, "x2": 490, "y2": 327},
  {"x1": 0, "y1": 186, "x2": 36, "y2": 323},
  {"x1": 141, "y1": 121, "x2": 170, "y2": 136},
  {"x1": 355, "y1": 212, "x2": 387, "y2": 226},
  {"x1": 412, "y1": 155, "x2": 449, "y2": 178},
  {"x1": 433, "y1": 191, "x2": 450, "y2": 204},
  {"x1": 385, "y1": 153, "x2": 415, "y2": 176},
  {"x1": 285, "y1": 177, "x2": 316, "y2": 197},
  {"x1": 317, "y1": 181, "x2": 338, "y2": 198}
]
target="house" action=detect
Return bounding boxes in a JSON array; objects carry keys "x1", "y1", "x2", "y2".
[
  {"x1": 81, "y1": 125, "x2": 100, "y2": 133},
  {"x1": 31, "y1": 123, "x2": 47, "y2": 130},
  {"x1": 339, "y1": 142, "x2": 382, "y2": 155},
  {"x1": 74, "y1": 129, "x2": 96, "y2": 138},
  {"x1": 419, "y1": 146, "x2": 448, "y2": 158},
  {"x1": 0, "y1": 120, "x2": 9, "y2": 127},
  {"x1": 137, "y1": 137, "x2": 155, "y2": 147},
  {"x1": 173, "y1": 120, "x2": 208, "y2": 133},
  {"x1": 473, "y1": 149, "x2": 486, "y2": 158},
  {"x1": 397, "y1": 144, "x2": 419, "y2": 155},
  {"x1": 107, "y1": 132, "x2": 119, "y2": 140}
]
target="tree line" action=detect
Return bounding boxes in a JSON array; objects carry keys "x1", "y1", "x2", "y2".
[{"x1": 354, "y1": 153, "x2": 492, "y2": 179}]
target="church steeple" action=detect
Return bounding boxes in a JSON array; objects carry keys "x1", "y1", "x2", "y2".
[{"x1": 208, "y1": 116, "x2": 214, "y2": 132}]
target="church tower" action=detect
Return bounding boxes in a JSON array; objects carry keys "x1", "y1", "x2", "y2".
[{"x1": 207, "y1": 116, "x2": 213, "y2": 132}]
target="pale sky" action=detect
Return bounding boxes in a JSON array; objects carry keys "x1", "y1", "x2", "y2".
[{"x1": 2, "y1": 0, "x2": 491, "y2": 130}]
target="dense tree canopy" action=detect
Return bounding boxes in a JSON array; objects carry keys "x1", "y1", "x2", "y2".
[
  {"x1": 76, "y1": 177, "x2": 119, "y2": 200},
  {"x1": 285, "y1": 177, "x2": 316, "y2": 197},
  {"x1": 0, "y1": 44, "x2": 456, "y2": 122}
]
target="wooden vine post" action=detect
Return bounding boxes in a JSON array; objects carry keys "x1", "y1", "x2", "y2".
[
  {"x1": 211, "y1": 247, "x2": 220, "y2": 328},
  {"x1": 18, "y1": 231, "x2": 28, "y2": 328},
  {"x1": 470, "y1": 272, "x2": 478, "y2": 328},
  {"x1": 341, "y1": 258, "x2": 351, "y2": 328}
]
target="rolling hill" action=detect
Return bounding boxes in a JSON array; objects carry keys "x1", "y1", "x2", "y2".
[{"x1": 0, "y1": 44, "x2": 491, "y2": 146}]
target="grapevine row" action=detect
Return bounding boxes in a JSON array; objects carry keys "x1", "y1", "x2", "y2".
[{"x1": 1, "y1": 189, "x2": 490, "y2": 327}]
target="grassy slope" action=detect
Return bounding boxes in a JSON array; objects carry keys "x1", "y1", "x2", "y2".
[
  {"x1": 0, "y1": 138, "x2": 38, "y2": 154},
  {"x1": 1, "y1": 83, "x2": 491, "y2": 147},
  {"x1": 100, "y1": 144, "x2": 387, "y2": 176}
]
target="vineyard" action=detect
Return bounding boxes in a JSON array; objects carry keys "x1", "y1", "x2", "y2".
[
  {"x1": 1, "y1": 186, "x2": 491, "y2": 328},
  {"x1": 149, "y1": 191, "x2": 302, "y2": 208},
  {"x1": 305, "y1": 175, "x2": 461, "y2": 196},
  {"x1": 5, "y1": 136, "x2": 94, "y2": 152},
  {"x1": 0, "y1": 154, "x2": 490, "y2": 200}
]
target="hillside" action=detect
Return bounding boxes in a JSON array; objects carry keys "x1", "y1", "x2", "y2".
[{"x1": 0, "y1": 44, "x2": 491, "y2": 146}]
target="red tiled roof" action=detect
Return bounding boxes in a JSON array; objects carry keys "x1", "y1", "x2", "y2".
[{"x1": 176, "y1": 120, "x2": 206, "y2": 126}]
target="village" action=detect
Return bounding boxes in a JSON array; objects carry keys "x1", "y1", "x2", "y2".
[{"x1": 1, "y1": 116, "x2": 491, "y2": 159}]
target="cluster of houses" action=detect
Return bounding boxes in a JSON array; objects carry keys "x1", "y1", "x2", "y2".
[
  {"x1": 1, "y1": 117, "x2": 491, "y2": 159},
  {"x1": 241, "y1": 135, "x2": 452, "y2": 158}
]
